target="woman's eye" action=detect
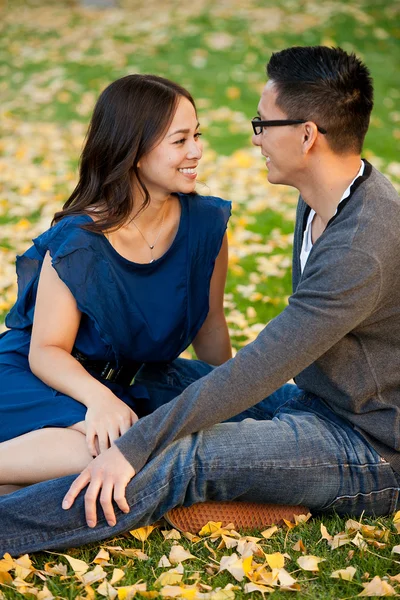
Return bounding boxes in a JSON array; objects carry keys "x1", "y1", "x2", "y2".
[
  {"x1": 174, "y1": 138, "x2": 186, "y2": 145},
  {"x1": 195, "y1": 132, "x2": 203, "y2": 139}
]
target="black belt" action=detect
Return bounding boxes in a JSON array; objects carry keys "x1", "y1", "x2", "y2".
[{"x1": 72, "y1": 349, "x2": 142, "y2": 386}]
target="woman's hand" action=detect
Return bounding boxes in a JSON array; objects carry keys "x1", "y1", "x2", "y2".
[
  {"x1": 62, "y1": 444, "x2": 136, "y2": 527},
  {"x1": 85, "y1": 394, "x2": 138, "y2": 456}
]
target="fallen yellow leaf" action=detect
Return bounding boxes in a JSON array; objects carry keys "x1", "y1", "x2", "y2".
[
  {"x1": 162, "y1": 529, "x2": 181, "y2": 540},
  {"x1": 169, "y1": 545, "x2": 196, "y2": 565},
  {"x1": 110, "y1": 568, "x2": 126, "y2": 585},
  {"x1": 261, "y1": 526, "x2": 278, "y2": 540},
  {"x1": 97, "y1": 581, "x2": 118, "y2": 599},
  {"x1": 129, "y1": 526, "x2": 156, "y2": 542},
  {"x1": 265, "y1": 552, "x2": 285, "y2": 570},
  {"x1": 244, "y1": 582, "x2": 274, "y2": 594},
  {"x1": 331, "y1": 566, "x2": 357, "y2": 581},
  {"x1": 359, "y1": 575, "x2": 396, "y2": 596},
  {"x1": 93, "y1": 549, "x2": 110, "y2": 564},
  {"x1": 61, "y1": 553, "x2": 89, "y2": 576},
  {"x1": 80, "y1": 565, "x2": 107, "y2": 585},
  {"x1": 297, "y1": 555, "x2": 326, "y2": 572},
  {"x1": 199, "y1": 522, "x2": 223, "y2": 536}
]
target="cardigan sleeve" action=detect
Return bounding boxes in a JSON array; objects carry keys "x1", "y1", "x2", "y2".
[{"x1": 116, "y1": 241, "x2": 382, "y2": 472}]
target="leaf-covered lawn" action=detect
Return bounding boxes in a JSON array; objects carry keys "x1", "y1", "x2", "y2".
[
  {"x1": 4, "y1": 514, "x2": 400, "y2": 598},
  {"x1": 1, "y1": 0, "x2": 400, "y2": 597}
]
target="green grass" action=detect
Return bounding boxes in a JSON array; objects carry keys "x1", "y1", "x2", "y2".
[
  {"x1": 1, "y1": 0, "x2": 400, "y2": 597},
  {"x1": 3, "y1": 515, "x2": 400, "y2": 598}
]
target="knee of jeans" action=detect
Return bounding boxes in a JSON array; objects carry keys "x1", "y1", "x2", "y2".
[{"x1": 164, "y1": 358, "x2": 214, "y2": 387}]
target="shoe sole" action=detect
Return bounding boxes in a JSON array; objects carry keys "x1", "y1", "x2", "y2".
[{"x1": 164, "y1": 501, "x2": 310, "y2": 534}]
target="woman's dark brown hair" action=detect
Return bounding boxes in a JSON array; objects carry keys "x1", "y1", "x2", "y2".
[{"x1": 53, "y1": 74, "x2": 196, "y2": 233}]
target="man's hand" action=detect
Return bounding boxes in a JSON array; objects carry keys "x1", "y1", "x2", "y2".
[{"x1": 62, "y1": 444, "x2": 136, "y2": 528}]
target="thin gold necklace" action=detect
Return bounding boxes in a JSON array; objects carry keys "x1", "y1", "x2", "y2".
[{"x1": 132, "y1": 202, "x2": 168, "y2": 263}]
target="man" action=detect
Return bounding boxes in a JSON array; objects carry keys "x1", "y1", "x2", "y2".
[{"x1": 1, "y1": 45, "x2": 400, "y2": 555}]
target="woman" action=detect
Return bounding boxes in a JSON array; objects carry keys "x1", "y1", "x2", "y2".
[{"x1": 0, "y1": 74, "x2": 231, "y2": 491}]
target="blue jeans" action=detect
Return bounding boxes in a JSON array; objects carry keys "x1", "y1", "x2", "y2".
[{"x1": 0, "y1": 358, "x2": 399, "y2": 555}]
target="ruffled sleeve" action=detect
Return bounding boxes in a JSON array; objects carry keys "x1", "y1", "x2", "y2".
[
  {"x1": 6, "y1": 215, "x2": 119, "y2": 360},
  {"x1": 183, "y1": 194, "x2": 231, "y2": 344}
]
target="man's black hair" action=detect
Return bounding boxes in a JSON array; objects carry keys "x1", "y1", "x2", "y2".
[{"x1": 267, "y1": 46, "x2": 374, "y2": 154}]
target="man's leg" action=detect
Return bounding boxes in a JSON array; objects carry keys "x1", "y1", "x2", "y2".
[
  {"x1": 1, "y1": 398, "x2": 398, "y2": 555},
  {"x1": 134, "y1": 358, "x2": 214, "y2": 415}
]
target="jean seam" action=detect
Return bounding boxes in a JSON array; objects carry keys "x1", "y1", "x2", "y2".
[{"x1": 321, "y1": 486, "x2": 400, "y2": 512}]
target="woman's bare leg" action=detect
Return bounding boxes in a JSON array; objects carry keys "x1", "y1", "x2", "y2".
[
  {"x1": 0, "y1": 485, "x2": 22, "y2": 496},
  {"x1": 0, "y1": 425, "x2": 92, "y2": 485}
]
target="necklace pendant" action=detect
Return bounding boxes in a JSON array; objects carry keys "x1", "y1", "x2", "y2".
[
  {"x1": 149, "y1": 258, "x2": 155, "y2": 263},
  {"x1": 149, "y1": 245, "x2": 154, "y2": 249}
]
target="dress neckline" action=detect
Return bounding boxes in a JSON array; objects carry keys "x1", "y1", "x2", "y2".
[{"x1": 83, "y1": 193, "x2": 186, "y2": 268}]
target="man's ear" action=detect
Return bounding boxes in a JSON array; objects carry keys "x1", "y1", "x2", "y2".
[{"x1": 301, "y1": 122, "x2": 319, "y2": 154}]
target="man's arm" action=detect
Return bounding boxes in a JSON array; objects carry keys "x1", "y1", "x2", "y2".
[{"x1": 116, "y1": 243, "x2": 382, "y2": 473}]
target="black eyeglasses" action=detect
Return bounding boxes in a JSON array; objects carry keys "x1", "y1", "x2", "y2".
[{"x1": 251, "y1": 116, "x2": 327, "y2": 135}]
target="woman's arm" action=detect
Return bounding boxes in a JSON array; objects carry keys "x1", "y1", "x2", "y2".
[
  {"x1": 29, "y1": 252, "x2": 138, "y2": 455},
  {"x1": 192, "y1": 233, "x2": 232, "y2": 365}
]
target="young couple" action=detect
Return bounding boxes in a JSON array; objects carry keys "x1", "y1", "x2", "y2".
[{"x1": 1, "y1": 45, "x2": 399, "y2": 555}]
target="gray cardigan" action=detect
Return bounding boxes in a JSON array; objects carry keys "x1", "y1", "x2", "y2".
[{"x1": 116, "y1": 162, "x2": 400, "y2": 474}]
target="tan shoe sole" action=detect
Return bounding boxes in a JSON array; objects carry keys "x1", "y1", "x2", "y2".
[{"x1": 164, "y1": 501, "x2": 310, "y2": 534}]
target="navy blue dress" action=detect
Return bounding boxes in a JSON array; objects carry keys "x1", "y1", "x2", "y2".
[{"x1": 0, "y1": 193, "x2": 231, "y2": 442}]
